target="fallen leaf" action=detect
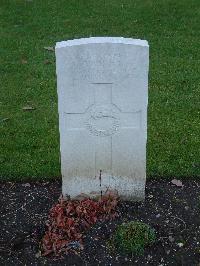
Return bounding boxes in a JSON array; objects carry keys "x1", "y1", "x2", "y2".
[
  {"x1": 22, "y1": 183, "x2": 31, "y2": 187},
  {"x1": 169, "y1": 235, "x2": 174, "y2": 242},
  {"x1": 21, "y1": 59, "x2": 28, "y2": 64},
  {"x1": 22, "y1": 106, "x2": 35, "y2": 111},
  {"x1": 166, "y1": 250, "x2": 170, "y2": 255},
  {"x1": 44, "y1": 59, "x2": 52, "y2": 64},
  {"x1": 177, "y1": 242, "x2": 184, "y2": 247},
  {"x1": 171, "y1": 179, "x2": 183, "y2": 187},
  {"x1": 1, "y1": 118, "x2": 10, "y2": 122},
  {"x1": 44, "y1": 46, "x2": 54, "y2": 52},
  {"x1": 35, "y1": 251, "x2": 41, "y2": 258}
]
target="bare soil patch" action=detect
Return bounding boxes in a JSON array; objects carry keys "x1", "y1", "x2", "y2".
[{"x1": 1, "y1": 179, "x2": 200, "y2": 265}]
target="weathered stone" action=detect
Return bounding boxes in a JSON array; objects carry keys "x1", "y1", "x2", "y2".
[{"x1": 56, "y1": 37, "x2": 149, "y2": 200}]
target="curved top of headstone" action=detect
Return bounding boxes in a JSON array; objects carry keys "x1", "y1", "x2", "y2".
[{"x1": 56, "y1": 37, "x2": 148, "y2": 49}]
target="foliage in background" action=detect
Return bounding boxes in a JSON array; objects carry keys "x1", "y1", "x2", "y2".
[
  {"x1": 112, "y1": 221, "x2": 156, "y2": 255},
  {"x1": 41, "y1": 192, "x2": 118, "y2": 256},
  {"x1": 0, "y1": 0, "x2": 200, "y2": 180}
]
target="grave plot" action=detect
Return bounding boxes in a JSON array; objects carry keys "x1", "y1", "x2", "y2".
[{"x1": 1, "y1": 180, "x2": 200, "y2": 265}]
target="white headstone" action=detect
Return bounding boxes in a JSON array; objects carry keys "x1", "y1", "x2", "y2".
[{"x1": 56, "y1": 37, "x2": 149, "y2": 200}]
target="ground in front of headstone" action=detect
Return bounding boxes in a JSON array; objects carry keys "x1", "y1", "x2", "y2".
[{"x1": 0, "y1": 179, "x2": 200, "y2": 266}]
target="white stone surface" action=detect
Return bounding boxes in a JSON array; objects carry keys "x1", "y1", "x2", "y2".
[{"x1": 56, "y1": 37, "x2": 149, "y2": 200}]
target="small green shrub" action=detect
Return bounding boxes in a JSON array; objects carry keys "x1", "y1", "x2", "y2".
[{"x1": 113, "y1": 221, "x2": 156, "y2": 255}]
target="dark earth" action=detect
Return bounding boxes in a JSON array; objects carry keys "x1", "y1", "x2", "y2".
[{"x1": 1, "y1": 179, "x2": 200, "y2": 266}]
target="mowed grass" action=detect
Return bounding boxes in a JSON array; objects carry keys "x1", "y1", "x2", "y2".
[{"x1": 0, "y1": 0, "x2": 200, "y2": 180}]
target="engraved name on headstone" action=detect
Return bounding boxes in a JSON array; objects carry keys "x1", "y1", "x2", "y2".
[{"x1": 56, "y1": 37, "x2": 149, "y2": 200}]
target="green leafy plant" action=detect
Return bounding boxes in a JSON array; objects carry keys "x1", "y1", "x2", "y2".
[{"x1": 113, "y1": 221, "x2": 156, "y2": 255}]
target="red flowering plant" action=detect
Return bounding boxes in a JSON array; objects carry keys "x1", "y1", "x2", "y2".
[{"x1": 41, "y1": 191, "x2": 118, "y2": 256}]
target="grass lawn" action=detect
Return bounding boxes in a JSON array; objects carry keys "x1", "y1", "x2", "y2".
[{"x1": 0, "y1": 0, "x2": 200, "y2": 181}]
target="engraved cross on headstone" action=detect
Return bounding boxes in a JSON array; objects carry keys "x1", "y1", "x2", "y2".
[{"x1": 64, "y1": 83, "x2": 141, "y2": 176}]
